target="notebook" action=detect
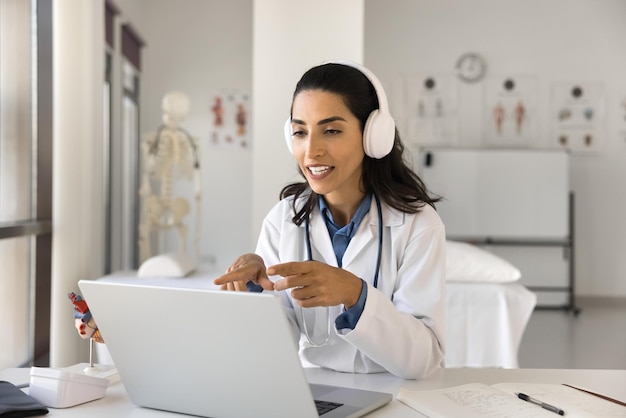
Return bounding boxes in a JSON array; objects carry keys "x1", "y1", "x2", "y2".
[{"x1": 78, "y1": 279, "x2": 392, "y2": 418}]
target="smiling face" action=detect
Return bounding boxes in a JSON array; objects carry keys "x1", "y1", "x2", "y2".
[{"x1": 290, "y1": 89, "x2": 366, "y2": 212}]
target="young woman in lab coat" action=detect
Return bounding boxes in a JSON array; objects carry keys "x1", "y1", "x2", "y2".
[{"x1": 214, "y1": 61, "x2": 446, "y2": 380}]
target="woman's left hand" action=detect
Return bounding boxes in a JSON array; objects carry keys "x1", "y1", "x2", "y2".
[{"x1": 269, "y1": 261, "x2": 362, "y2": 308}]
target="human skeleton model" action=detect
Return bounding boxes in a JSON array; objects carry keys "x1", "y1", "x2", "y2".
[
  {"x1": 68, "y1": 92, "x2": 202, "y2": 343},
  {"x1": 138, "y1": 91, "x2": 202, "y2": 264}
]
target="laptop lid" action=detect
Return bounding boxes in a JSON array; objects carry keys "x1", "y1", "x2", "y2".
[{"x1": 78, "y1": 279, "x2": 391, "y2": 418}]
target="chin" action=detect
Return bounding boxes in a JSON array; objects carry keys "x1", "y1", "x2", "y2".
[{"x1": 308, "y1": 184, "x2": 329, "y2": 196}]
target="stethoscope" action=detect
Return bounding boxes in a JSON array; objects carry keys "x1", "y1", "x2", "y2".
[{"x1": 300, "y1": 194, "x2": 384, "y2": 347}]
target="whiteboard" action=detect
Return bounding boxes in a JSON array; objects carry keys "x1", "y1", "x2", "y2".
[{"x1": 418, "y1": 148, "x2": 570, "y2": 239}]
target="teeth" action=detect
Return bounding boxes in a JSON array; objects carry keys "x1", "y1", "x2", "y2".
[{"x1": 309, "y1": 166, "x2": 331, "y2": 175}]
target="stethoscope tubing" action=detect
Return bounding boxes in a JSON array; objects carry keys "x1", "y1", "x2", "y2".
[{"x1": 300, "y1": 194, "x2": 383, "y2": 347}]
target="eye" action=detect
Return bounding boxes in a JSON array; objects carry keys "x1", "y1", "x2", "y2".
[
  {"x1": 324, "y1": 128, "x2": 341, "y2": 135},
  {"x1": 292, "y1": 129, "x2": 306, "y2": 138}
]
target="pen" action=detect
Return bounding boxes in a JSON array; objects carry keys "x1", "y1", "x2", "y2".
[
  {"x1": 562, "y1": 383, "x2": 626, "y2": 407},
  {"x1": 516, "y1": 392, "x2": 565, "y2": 416}
]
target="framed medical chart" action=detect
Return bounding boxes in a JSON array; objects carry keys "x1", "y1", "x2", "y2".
[
  {"x1": 403, "y1": 74, "x2": 458, "y2": 146},
  {"x1": 483, "y1": 75, "x2": 538, "y2": 147},
  {"x1": 207, "y1": 90, "x2": 251, "y2": 148},
  {"x1": 551, "y1": 82, "x2": 605, "y2": 154}
]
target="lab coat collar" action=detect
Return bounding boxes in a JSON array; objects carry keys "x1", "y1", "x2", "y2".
[
  {"x1": 307, "y1": 206, "x2": 338, "y2": 266},
  {"x1": 306, "y1": 198, "x2": 405, "y2": 268},
  {"x1": 343, "y1": 198, "x2": 403, "y2": 266}
]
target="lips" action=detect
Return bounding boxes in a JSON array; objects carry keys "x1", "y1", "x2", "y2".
[{"x1": 307, "y1": 165, "x2": 333, "y2": 178}]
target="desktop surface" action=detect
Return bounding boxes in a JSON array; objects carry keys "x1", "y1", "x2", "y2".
[{"x1": 2, "y1": 367, "x2": 624, "y2": 417}]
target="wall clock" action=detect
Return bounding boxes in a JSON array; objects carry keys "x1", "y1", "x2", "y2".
[{"x1": 455, "y1": 53, "x2": 487, "y2": 83}]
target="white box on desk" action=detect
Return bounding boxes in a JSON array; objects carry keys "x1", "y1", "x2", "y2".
[{"x1": 29, "y1": 366, "x2": 109, "y2": 408}]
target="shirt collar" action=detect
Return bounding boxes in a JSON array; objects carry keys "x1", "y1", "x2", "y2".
[{"x1": 319, "y1": 193, "x2": 372, "y2": 232}]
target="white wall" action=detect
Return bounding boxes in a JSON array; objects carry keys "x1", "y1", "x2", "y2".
[
  {"x1": 364, "y1": 0, "x2": 626, "y2": 298},
  {"x1": 251, "y1": 0, "x2": 364, "y2": 240}
]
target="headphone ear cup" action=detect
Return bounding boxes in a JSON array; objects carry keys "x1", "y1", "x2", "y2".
[
  {"x1": 363, "y1": 110, "x2": 395, "y2": 159},
  {"x1": 284, "y1": 117, "x2": 293, "y2": 154}
]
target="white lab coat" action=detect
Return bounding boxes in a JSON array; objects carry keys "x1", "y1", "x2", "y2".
[{"x1": 255, "y1": 195, "x2": 446, "y2": 380}]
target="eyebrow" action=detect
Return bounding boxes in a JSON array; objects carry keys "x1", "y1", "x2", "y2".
[{"x1": 291, "y1": 116, "x2": 347, "y2": 126}]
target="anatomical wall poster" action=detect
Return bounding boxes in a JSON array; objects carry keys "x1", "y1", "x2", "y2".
[
  {"x1": 551, "y1": 82, "x2": 605, "y2": 154},
  {"x1": 403, "y1": 74, "x2": 458, "y2": 146},
  {"x1": 483, "y1": 75, "x2": 538, "y2": 147}
]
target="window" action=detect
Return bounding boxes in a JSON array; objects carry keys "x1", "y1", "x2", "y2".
[
  {"x1": 108, "y1": 23, "x2": 143, "y2": 271},
  {"x1": 104, "y1": 0, "x2": 118, "y2": 273},
  {"x1": 0, "y1": 0, "x2": 53, "y2": 368}
]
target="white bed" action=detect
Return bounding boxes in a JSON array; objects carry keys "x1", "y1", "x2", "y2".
[{"x1": 444, "y1": 240, "x2": 536, "y2": 368}]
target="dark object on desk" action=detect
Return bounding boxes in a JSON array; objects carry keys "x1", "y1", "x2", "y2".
[
  {"x1": 562, "y1": 383, "x2": 626, "y2": 407},
  {"x1": 516, "y1": 392, "x2": 565, "y2": 415},
  {"x1": 0, "y1": 381, "x2": 48, "y2": 417}
]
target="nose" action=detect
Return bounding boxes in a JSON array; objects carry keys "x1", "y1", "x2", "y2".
[{"x1": 304, "y1": 132, "x2": 324, "y2": 157}]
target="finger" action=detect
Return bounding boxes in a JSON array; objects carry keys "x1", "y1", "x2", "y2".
[
  {"x1": 214, "y1": 272, "x2": 236, "y2": 286},
  {"x1": 256, "y1": 276, "x2": 275, "y2": 291},
  {"x1": 290, "y1": 286, "x2": 317, "y2": 301},
  {"x1": 297, "y1": 296, "x2": 323, "y2": 308},
  {"x1": 214, "y1": 266, "x2": 254, "y2": 285},
  {"x1": 273, "y1": 276, "x2": 307, "y2": 292},
  {"x1": 267, "y1": 261, "x2": 310, "y2": 277},
  {"x1": 215, "y1": 256, "x2": 254, "y2": 285},
  {"x1": 234, "y1": 280, "x2": 248, "y2": 292}
]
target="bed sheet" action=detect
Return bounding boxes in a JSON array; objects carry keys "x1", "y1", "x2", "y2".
[{"x1": 445, "y1": 281, "x2": 537, "y2": 368}]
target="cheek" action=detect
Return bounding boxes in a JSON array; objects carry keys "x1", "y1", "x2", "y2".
[
  {"x1": 340, "y1": 143, "x2": 365, "y2": 166},
  {"x1": 292, "y1": 143, "x2": 306, "y2": 164},
  {"x1": 343, "y1": 150, "x2": 366, "y2": 178},
  {"x1": 292, "y1": 140, "x2": 304, "y2": 155},
  {"x1": 292, "y1": 145, "x2": 308, "y2": 173}
]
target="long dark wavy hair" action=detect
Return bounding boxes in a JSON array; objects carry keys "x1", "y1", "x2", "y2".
[{"x1": 281, "y1": 62, "x2": 441, "y2": 226}]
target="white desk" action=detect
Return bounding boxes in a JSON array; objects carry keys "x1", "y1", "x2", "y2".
[{"x1": 2, "y1": 367, "x2": 624, "y2": 417}]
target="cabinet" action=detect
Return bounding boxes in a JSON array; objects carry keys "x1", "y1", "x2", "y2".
[{"x1": 418, "y1": 148, "x2": 579, "y2": 313}]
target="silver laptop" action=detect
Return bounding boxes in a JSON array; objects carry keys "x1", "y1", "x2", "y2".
[{"x1": 78, "y1": 280, "x2": 392, "y2": 418}]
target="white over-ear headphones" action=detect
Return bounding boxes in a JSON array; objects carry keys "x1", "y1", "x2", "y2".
[{"x1": 284, "y1": 60, "x2": 395, "y2": 159}]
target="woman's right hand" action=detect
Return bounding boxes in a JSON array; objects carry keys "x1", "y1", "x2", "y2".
[{"x1": 213, "y1": 253, "x2": 275, "y2": 291}]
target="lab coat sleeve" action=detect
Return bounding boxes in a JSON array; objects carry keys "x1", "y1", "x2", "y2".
[{"x1": 337, "y1": 221, "x2": 446, "y2": 380}]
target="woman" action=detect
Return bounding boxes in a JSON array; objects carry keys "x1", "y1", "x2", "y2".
[{"x1": 214, "y1": 61, "x2": 446, "y2": 380}]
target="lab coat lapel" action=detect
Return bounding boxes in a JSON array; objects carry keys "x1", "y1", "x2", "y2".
[
  {"x1": 341, "y1": 202, "x2": 376, "y2": 268},
  {"x1": 308, "y1": 212, "x2": 337, "y2": 267}
]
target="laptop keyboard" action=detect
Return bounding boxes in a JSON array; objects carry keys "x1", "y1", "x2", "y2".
[{"x1": 315, "y1": 400, "x2": 343, "y2": 415}]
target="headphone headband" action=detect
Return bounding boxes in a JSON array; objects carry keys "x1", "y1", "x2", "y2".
[
  {"x1": 330, "y1": 60, "x2": 390, "y2": 118},
  {"x1": 284, "y1": 60, "x2": 395, "y2": 159}
]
